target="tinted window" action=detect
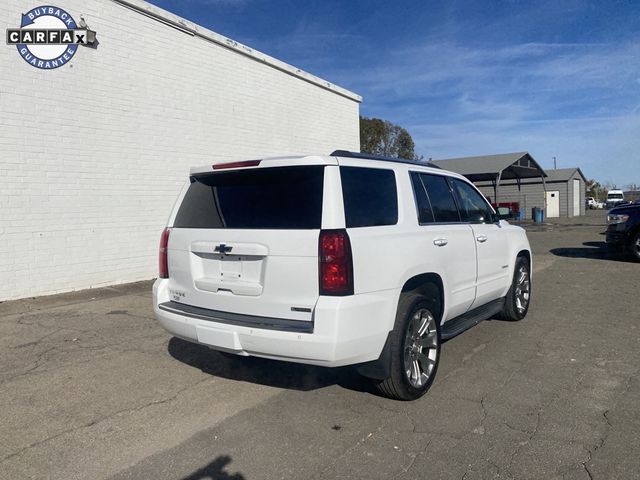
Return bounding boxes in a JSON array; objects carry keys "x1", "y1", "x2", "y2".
[
  {"x1": 451, "y1": 179, "x2": 493, "y2": 223},
  {"x1": 420, "y1": 174, "x2": 460, "y2": 223},
  {"x1": 341, "y1": 167, "x2": 397, "y2": 227},
  {"x1": 173, "y1": 166, "x2": 324, "y2": 229},
  {"x1": 410, "y1": 172, "x2": 435, "y2": 223}
]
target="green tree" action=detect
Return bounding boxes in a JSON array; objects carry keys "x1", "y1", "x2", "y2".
[
  {"x1": 586, "y1": 179, "x2": 607, "y2": 201},
  {"x1": 360, "y1": 116, "x2": 421, "y2": 160}
]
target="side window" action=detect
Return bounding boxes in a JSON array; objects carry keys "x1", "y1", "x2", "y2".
[
  {"x1": 451, "y1": 178, "x2": 494, "y2": 224},
  {"x1": 410, "y1": 172, "x2": 435, "y2": 223},
  {"x1": 340, "y1": 166, "x2": 398, "y2": 227},
  {"x1": 420, "y1": 174, "x2": 460, "y2": 223}
]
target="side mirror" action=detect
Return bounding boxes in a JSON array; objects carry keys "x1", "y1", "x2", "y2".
[{"x1": 495, "y1": 206, "x2": 511, "y2": 221}]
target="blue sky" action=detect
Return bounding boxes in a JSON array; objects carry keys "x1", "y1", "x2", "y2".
[{"x1": 149, "y1": 0, "x2": 640, "y2": 188}]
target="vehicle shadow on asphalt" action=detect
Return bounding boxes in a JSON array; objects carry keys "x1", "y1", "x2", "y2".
[
  {"x1": 181, "y1": 455, "x2": 245, "y2": 480},
  {"x1": 180, "y1": 455, "x2": 245, "y2": 480},
  {"x1": 168, "y1": 337, "x2": 377, "y2": 394},
  {"x1": 550, "y1": 241, "x2": 629, "y2": 262}
]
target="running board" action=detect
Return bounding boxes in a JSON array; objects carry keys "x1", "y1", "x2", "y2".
[{"x1": 441, "y1": 297, "x2": 505, "y2": 340}]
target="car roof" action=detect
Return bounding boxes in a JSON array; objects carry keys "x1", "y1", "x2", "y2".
[{"x1": 190, "y1": 152, "x2": 468, "y2": 182}]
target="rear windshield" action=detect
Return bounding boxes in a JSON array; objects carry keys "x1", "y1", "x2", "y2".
[
  {"x1": 173, "y1": 166, "x2": 325, "y2": 229},
  {"x1": 608, "y1": 194, "x2": 623, "y2": 199}
]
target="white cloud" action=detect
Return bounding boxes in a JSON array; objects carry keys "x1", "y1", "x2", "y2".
[{"x1": 340, "y1": 38, "x2": 640, "y2": 186}]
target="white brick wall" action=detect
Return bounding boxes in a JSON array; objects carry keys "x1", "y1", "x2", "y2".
[{"x1": 0, "y1": 0, "x2": 361, "y2": 300}]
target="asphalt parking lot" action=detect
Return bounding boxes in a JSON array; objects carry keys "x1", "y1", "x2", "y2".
[{"x1": 1, "y1": 210, "x2": 639, "y2": 480}]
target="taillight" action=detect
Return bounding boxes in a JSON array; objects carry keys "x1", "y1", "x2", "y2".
[
  {"x1": 159, "y1": 228, "x2": 170, "y2": 278},
  {"x1": 319, "y1": 229, "x2": 354, "y2": 296}
]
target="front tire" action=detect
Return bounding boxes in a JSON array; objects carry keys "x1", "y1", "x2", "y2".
[
  {"x1": 377, "y1": 293, "x2": 441, "y2": 401},
  {"x1": 500, "y1": 256, "x2": 531, "y2": 321}
]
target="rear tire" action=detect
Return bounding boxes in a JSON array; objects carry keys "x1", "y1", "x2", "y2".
[
  {"x1": 377, "y1": 292, "x2": 441, "y2": 401},
  {"x1": 500, "y1": 256, "x2": 531, "y2": 321}
]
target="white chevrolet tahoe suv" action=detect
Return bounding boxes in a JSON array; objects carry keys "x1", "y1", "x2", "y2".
[{"x1": 153, "y1": 150, "x2": 532, "y2": 400}]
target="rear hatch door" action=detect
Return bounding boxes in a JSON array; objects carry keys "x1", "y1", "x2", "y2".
[{"x1": 166, "y1": 161, "x2": 332, "y2": 323}]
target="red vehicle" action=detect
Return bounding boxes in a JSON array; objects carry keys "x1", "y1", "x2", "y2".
[{"x1": 490, "y1": 202, "x2": 520, "y2": 219}]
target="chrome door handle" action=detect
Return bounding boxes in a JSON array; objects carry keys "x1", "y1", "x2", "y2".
[
  {"x1": 477, "y1": 235, "x2": 488, "y2": 243},
  {"x1": 433, "y1": 238, "x2": 448, "y2": 247}
]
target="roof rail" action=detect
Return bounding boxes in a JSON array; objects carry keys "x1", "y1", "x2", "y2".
[{"x1": 330, "y1": 150, "x2": 441, "y2": 169}]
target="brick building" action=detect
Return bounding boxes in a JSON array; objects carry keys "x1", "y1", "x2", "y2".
[{"x1": 0, "y1": 0, "x2": 361, "y2": 300}]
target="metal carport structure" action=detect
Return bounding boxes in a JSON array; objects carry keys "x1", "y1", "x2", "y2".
[{"x1": 431, "y1": 152, "x2": 548, "y2": 204}]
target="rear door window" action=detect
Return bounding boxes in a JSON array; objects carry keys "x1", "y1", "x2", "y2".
[
  {"x1": 419, "y1": 174, "x2": 460, "y2": 223},
  {"x1": 340, "y1": 166, "x2": 398, "y2": 227},
  {"x1": 173, "y1": 166, "x2": 325, "y2": 229}
]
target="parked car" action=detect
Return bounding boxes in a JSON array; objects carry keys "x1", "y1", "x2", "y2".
[
  {"x1": 606, "y1": 202, "x2": 640, "y2": 262},
  {"x1": 586, "y1": 197, "x2": 605, "y2": 209},
  {"x1": 153, "y1": 151, "x2": 533, "y2": 400},
  {"x1": 606, "y1": 189, "x2": 625, "y2": 208}
]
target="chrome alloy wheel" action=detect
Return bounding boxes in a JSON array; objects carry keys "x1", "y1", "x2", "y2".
[
  {"x1": 403, "y1": 308, "x2": 438, "y2": 388},
  {"x1": 634, "y1": 236, "x2": 640, "y2": 257},
  {"x1": 514, "y1": 265, "x2": 531, "y2": 314}
]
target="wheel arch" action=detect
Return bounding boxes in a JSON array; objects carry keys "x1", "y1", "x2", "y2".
[
  {"x1": 400, "y1": 273, "x2": 444, "y2": 323},
  {"x1": 357, "y1": 272, "x2": 444, "y2": 381},
  {"x1": 517, "y1": 249, "x2": 531, "y2": 266},
  {"x1": 513, "y1": 248, "x2": 532, "y2": 283},
  {"x1": 627, "y1": 223, "x2": 640, "y2": 260}
]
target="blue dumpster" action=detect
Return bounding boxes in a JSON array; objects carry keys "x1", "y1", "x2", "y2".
[{"x1": 532, "y1": 207, "x2": 544, "y2": 223}]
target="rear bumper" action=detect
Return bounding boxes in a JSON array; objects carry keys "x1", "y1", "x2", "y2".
[
  {"x1": 153, "y1": 279, "x2": 398, "y2": 367},
  {"x1": 158, "y1": 301, "x2": 314, "y2": 333}
]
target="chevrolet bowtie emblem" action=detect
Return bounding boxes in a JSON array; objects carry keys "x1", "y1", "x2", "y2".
[{"x1": 214, "y1": 244, "x2": 233, "y2": 254}]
